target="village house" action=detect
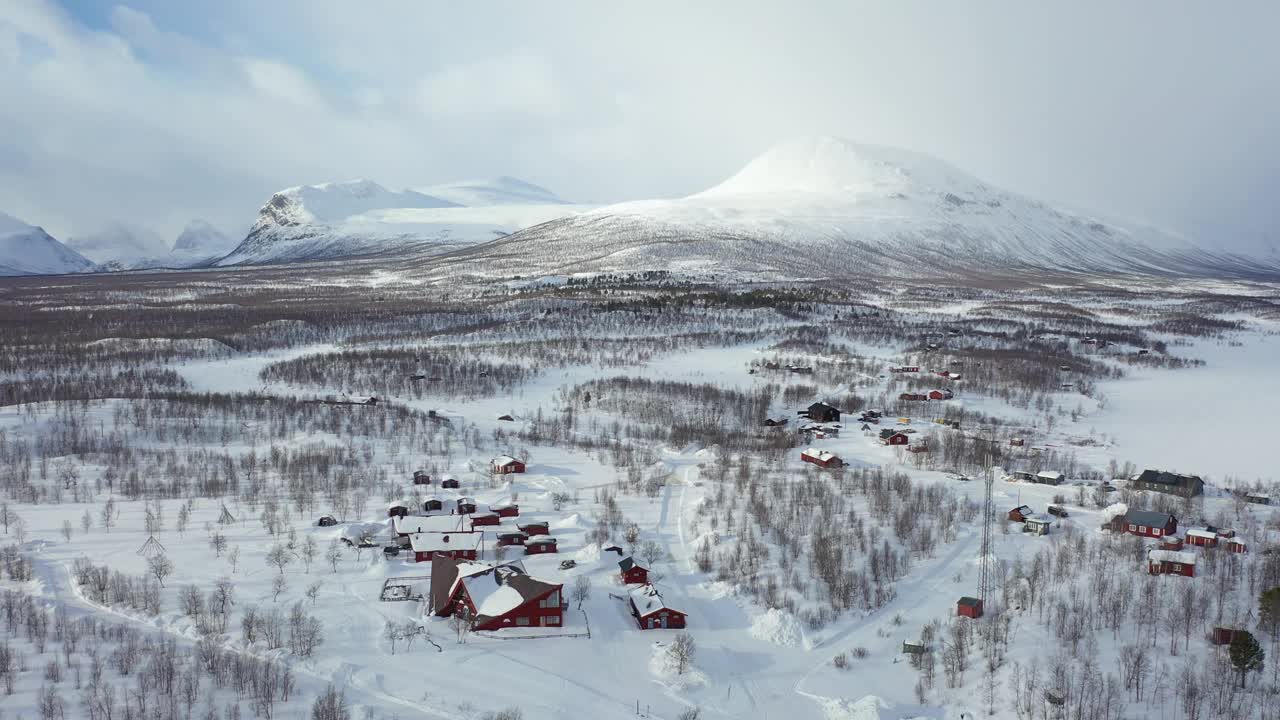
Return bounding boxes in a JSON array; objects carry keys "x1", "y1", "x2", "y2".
[
  {"x1": 880, "y1": 429, "x2": 909, "y2": 446},
  {"x1": 409, "y1": 531, "x2": 483, "y2": 563},
  {"x1": 1035, "y1": 470, "x2": 1064, "y2": 486},
  {"x1": 394, "y1": 514, "x2": 466, "y2": 538},
  {"x1": 1131, "y1": 469, "x2": 1204, "y2": 498},
  {"x1": 456, "y1": 497, "x2": 478, "y2": 515},
  {"x1": 430, "y1": 558, "x2": 564, "y2": 630},
  {"x1": 628, "y1": 584, "x2": 687, "y2": 630},
  {"x1": 524, "y1": 535, "x2": 558, "y2": 555},
  {"x1": 899, "y1": 392, "x2": 929, "y2": 402},
  {"x1": 1147, "y1": 549, "x2": 1196, "y2": 577},
  {"x1": 1161, "y1": 535, "x2": 1185, "y2": 551},
  {"x1": 387, "y1": 500, "x2": 410, "y2": 519},
  {"x1": 491, "y1": 501, "x2": 520, "y2": 518},
  {"x1": 800, "y1": 448, "x2": 844, "y2": 468},
  {"x1": 440, "y1": 476, "x2": 460, "y2": 489},
  {"x1": 1226, "y1": 538, "x2": 1248, "y2": 554},
  {"x1": 491, "y1": 456, "x2": 527, "y2": 475},
  {"x1": 496, "y1": 531, "x2": 527, "y2": 547},
  {"x1": 1024, "y1": 515, "x2": 1052, "y2": 536},
  {"x1": 1008, "y1": 505, "x2": 1033, "y2": 523},
  {"x1": 806, "y1": 402, "x2": 841, "y2": 423},
  {"x1": 518, "y1": 521, "x2": 550, "y2": 536},
  {"x1": 1242, "y1": 492, "x2": 1271, "y2": 506},
  {"x1": 469, "y1": 512, "x2": 501, "y2": 529},
  {"x1": 422, "y1": 497, "x2": 444, "y2": 513},
  {"x1": 764, "y1": 417, "x2": 789, "y2": 427},
  {"x1": 1121, "y1": 509, "x2": 1178, "y2": 538},
  {"x1": 413, "y1": 470, "x2": 431, "y2": 485},
  {"x1": 1185, "y1": 527, "x2": 1219, "y2": 548},
  {"x1": 619, "y1": 556, "x2": 649, "y2": 585},
  {"x1": 927, "y1": 389, "x2": 954, "y2": 401}
]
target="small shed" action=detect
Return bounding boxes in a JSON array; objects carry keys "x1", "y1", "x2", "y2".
[
  {"x1": 491, "y1": 456, "x2": 527, "y2": 475},
  {"x1": 456, "y1": 498, "x2": 478, "y2": 515},
  {"x1": 518, "y1": 521, "x2": 550, "y2": 536},
  {"x1": 496, "y1": 531, "x2": 527, "y2": 547},
  {"x1": 469, "y1": 512, "x2": 501, "y2": 528},
  {"x1": 1161, "y1": 535, "x2": 1184, "y2": 551},
  {"x1": 423, "y1": 497, "x2": 444, "y2": 513},
  {"x1": 412, "y1": 470, "x2": 431, "y2": 486},
  {"x1": 317, "y1": 515, "x2": 338, "y2": 527},
  {"x1": 440, "y1": 476, "x2": 461, "y2": 489},
  {"x1": 1147, "y1": 549, "x2": 1196, "y2": 577},
  {"x1": 387, "y1": 500, "x2": 410, "y2": 519},
  {"x1": 619, "y1": 556, "x2": 649, "y2": 585},
  {"x1": 902, "y1": 640, "x2": 926, "y2": 655},
  {"x1": 1035, "y1": 471, "x2": 1065, "y2": 486},
  {"x1": 1210, "y1": 627, "x2": 1238, "y2": 646},
  {"x1": 957, "y1": 596, "x2": 983, "y2": 619},
  {"x1": 1008, "y1": 505, "x2": 1032, "y2": 523},
  {"x1": 491, "y1": 501, "x2": 520, "y2": 518},
  {"x1": 879, "y1": 429, "x2": 909, "y2": 446},
  {"x1": 1024, "y1": 516, "x2": 1051, "y2": 536},
  {"x1": 1226, "y1": 538, "x2": 1247, "y2": 554},
  {"x1": 800, "y1": 448, "x2": 843, "y2": 469},
  {"x1": 1186, "y1": 528, "x2": 1218, "y2": 547},
  {"x1": 524, "y1": 535, "x2": 558, "y2": 555}
]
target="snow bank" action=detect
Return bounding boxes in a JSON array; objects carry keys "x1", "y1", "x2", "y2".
[
  {"x1": 749, "y1": 608, "x2": 805, "y2": 648},
  {"x1": 573, "y1": 542, "x2": 602, "y2": 564},
  {"x1": 553, "y1": 513, "x2": 588, "y2": 530},
  {"x1": 648, "y1": 641, "x2": 707, "y2": 691},
  {"x1": 820, "y1": 695, "x2": 940, "y2": 720},
  {"x1": 1102, "y1": 502, "x2": 1128, "y2": 523}
]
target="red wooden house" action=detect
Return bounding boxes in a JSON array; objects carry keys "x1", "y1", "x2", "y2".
[
  {"x1": 430, "y1": 559, "x2": 564, "y2": 631},
  {"x1": 628, "y1": 584, "x2": 687, "y2": 630},
  {"x1": 1161, "y1": 535, "x2": 1185, "y2": 551},
  {"x1": 470, "y1": 512, "x2": 501, "y2": 529},
  {"x1": 387, "y1": 500, "x2": 410, "y2": 518},
  {"x1": 619, "y1": 556, "x2": 649, "y2": 585},
  {"x1": 1226, "y1": 538, "x2": 1247, "y2": 554},
  {"x1": 1186, "y1": 528, "x2": 1218, "y2": 547},
  {"x1": 491, "y1": 456, "x2": 526, "y2": 475},
  {"x1": 1122, "y1": 510, "x2": 1177, "y2": 539},
  {"x1": 491, "y1": 501, "x2": 520, "y2": 518},
  {"x1": 409, "y1": 532, "x2": 483, "y2": 563},
  {"x1": 440, "y1": 476, "x2": 461, "y2": 489},
  {"x1": 456, "y1": 497, "x2": 477, "y2": 515},
  {"x1": 880, "y1": 429, "x2": 909, "y2": 446},
  {"x1": 927, "y1": 389, "x2": 954, "y2": 401},
  {"x1": 524, "y1": 535, "x2": 558, "y2": 555},
  {"x1": 423, "y1": 497, "x2": 445, "y2": 513},
  {"x1": 1211, "y1": 627, "x2": 1240, "y2": 646},
  {"x1": 496, "y1": 531, "x2": 527, "y2": 547},
  {"x1": 1147, "y1": 549, "x2": 1195, "y2": 577},
  {"x1": 956, "y1": 596, "x2": 983, "y2": 619},
  {"x1": 800, "y1": 448, "x2": 843, "y2": 469},
  {"x1": 518, "y1": 521, "x2": 549, "y2": 536},
  {"x1": 1008, "y1": 505, "x2": 1032, "y2": 523},
  {"x1": 413, "y1": 470, "x2": 431, "y2": 486},
  {"x1": 393, "y1": 514, "x2": 465, "y2": 538}
]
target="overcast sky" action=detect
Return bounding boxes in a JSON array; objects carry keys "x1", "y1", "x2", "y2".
[{"x1": 1, "y1": 1, "x2": 1276, "y2": 251}]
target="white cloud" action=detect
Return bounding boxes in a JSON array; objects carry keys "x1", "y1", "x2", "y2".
[{"x1": 417, "y1": 52, "x2": 563, "y2": 117}]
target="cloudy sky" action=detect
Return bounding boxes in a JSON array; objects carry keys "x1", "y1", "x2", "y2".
[{"x1": 1, "y1": 1, "x2": 1276, "y2": 251}]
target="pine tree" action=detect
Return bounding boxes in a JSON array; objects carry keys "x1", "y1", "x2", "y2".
[
  {"x1": 1229, "y1": 630, "x2": 1264, "y2": 688},
  {"x1": 1259, "y1": 587, "x2": 1280, "y2": 637}
]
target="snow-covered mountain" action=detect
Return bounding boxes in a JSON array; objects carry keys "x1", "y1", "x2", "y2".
[
  {"x1": 425, "y1": 136, "x2": 1276, "y2": 281},
  {"x1": 217, "y1": 178, "x2": 581, "y2": 266},
  {"x1": 66, "y1": 222, "x2": 171, "y2": 270},
  {"x1": 163, "y1": 219, "x2": 236, "y2": 267},
  {"x1": 416, "y1": 177, "x2": 568, "y2": 207},
  {"x1": 0, "y1": 211, "x2": 96, "y2": 276}
]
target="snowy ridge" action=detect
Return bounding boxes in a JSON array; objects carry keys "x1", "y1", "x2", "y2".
[
  {"x1": 218, "y1": 177, "x2": 582, "y2": 266},
  {"x1": 423, "y1": 136, "x2": 1280, "y2": 281},
  {"x1": 0, "y1": 211, "x2": 96, "y2": 276}
]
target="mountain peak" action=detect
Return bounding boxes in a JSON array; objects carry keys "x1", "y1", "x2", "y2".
[{"x1": 697, "y1": 135, "x2": 977, "y2": 198}]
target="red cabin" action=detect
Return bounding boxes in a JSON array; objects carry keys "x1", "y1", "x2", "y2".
[
  {"x1": 410, "y1": 532, "x2": 482, "y2": 563},
  {"x1": 412, "y1": 470, "x2": 431, "y2": 486},
  {"x1": 927, "y1": 389, "x2": 954, "y2": 401},
  {"x1": 1186, "y1": 528, "x2": 1218, "y2": 547},
  {"x1": 957, "y1": 596, "x2": 983, "y2": 619},
  {"x1": 1161, "y1": 535, "x2": 1184, "y2": 551},
  {"x1": 1008, "y1": 505, "x2": 1032, "y2": 523},
  {"x1": 1121, "y1": 510, "x2": 1177, "y2": 539},
  {"x1": 1226, "y1": 538, "x2": 1247, "y2": 554},
  {"x1": 456, "y1": 498, "x2": 477, "y2": 515},
  {"x1": 629, "y1": 584, "x2": 686, "y2": 629},
  {"x1": 431, "y1": 560, "x2": 564, "y2": 631},
  {"x1": 441, "y1": 476, "x2": 461, "y2": 489},
  {"x1": 387, "y1": 501, "x2": 410, "y2": 519},
  {"x1": 800, "y1": 448, "x2": 843, "y2": 469},
  {"x1": 491, "y1": 456, "x2": 526, "y2": 475},
  {"x1": 880, "y1": 431, "x2": 909, "y2": 446},
  {"x1": 518, "y1": 522, "x2": 550, "y2": 536},
  {"x1": 619, "y1": 557, "x2": 649, "y2": 585},
  {"x1": 470, "y1": 512, "x2": 501, "y2": 529},
  {"x1": 496, "y1": 531, "x2": 527, "y2": 547},
  {"x1": 1147, "y1": 549, "x2": 1196, "y2": 577},
  {"x1": 422, "y1": 498, "x2": 444, "y2": 513},
  {"x1": 492, "y1": 502, "x2": 520, "y2": 518},
  {"x1": 524, "y1": 536, "x2": 558, "y2": 555}
]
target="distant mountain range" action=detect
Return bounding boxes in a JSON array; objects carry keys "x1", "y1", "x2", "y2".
[
  {"x1": 0, "y1": 211, "x2": 95, "y2": 276},
  {"x1": 4, "y1": 139, "x2": 1278, "y2": 280}
]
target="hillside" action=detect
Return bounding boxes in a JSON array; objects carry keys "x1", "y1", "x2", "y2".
[
  {"x1": 421, "y1": 137, "x2": 1275, "y2": 281},
  {"x1": 0, "y1": 211, "x2": 96, "y2": 276}
]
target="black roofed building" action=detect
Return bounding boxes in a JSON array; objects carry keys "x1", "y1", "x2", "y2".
[
  {"x1": 806, "y1": 402, "x2": 841, "y2": 423},
  {"x1": 1132, "y1": 469, "x2": 1203, "y2": 498}
]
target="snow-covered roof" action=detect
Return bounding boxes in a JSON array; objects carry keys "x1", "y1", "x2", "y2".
[
  {"x1": 801, "y1": 448, "x2": 838, "y2": 462},
  {"x1": 1186, "y1": 528, "x2": 1218, "y2": 539},
  {"x1": 408, "y1": 531, "x2": 484, "y2": 552},
  {"x1": 629, "y1": 584, "x2": 682, "y2": 617},
  {"x1": 525, "y1": 534, "x2": 557, "y2": 544},
  {"x1": 1026, "y1": 514, "x2": 1052, "y2": 524},
  {"x1": 1149, "y1": 549, "x2": 1196, "y2": 564},
  {"x1": 450, "y1": 561, "x2": 559, "y2": 622},
  {"x1": 394, "y1": 514, "x2": 465, "y2": 534},
  {"x1": 1037, "y1": 471, "x2": 1064, "y2": 480},
  {"x1": 492, "y1": 455, "x2": 517, "y2": 465},
  {"x1": 387, "y1": 499, "x2": 410, "y2": 510},
  {"x1": 1102, "y1": 502, "x2": 1128, "y2": 522}
]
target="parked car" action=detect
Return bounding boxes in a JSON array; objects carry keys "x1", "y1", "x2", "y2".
[{"x1": 1048, "y1": 505, "x2": 1069, "y2": 518}]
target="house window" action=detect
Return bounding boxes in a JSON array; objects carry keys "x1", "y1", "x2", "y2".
[
  {"x1": 541, "y1": 591, "x2": 560, "y2": 608},
  {"x1": 546, "y1": 616, "x2": 560, "y2": 625},
  {"x1": 516, "y1": 617, "x2": 530, "y2": 626},
  {"x1": 1128, "y1": 524, "x2": 1136, "y2": 532},
  {"x1": 1173, "y1": 564, "x2": 1181, "y2": 571},
  {"x1": 1138, "y1": 526, "x2": 1147, "y2": 533},
  {"x1": 1152, "y1": 529, "x2": 1161, "y2": 537}
]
